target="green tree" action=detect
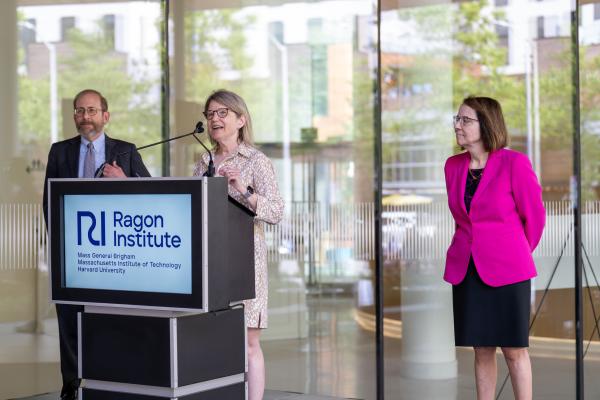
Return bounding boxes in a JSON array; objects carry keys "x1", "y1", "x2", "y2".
[
  {"x1": 184, "y1": 10, "x2": 252, "y2": 98},
  {"x1": 17, "y1": 11, "x2": 51, "y2": 145},
  {"x1": 352, "y1": 53, "x2": 375, "y2": 203},
  {"x1": 18, "y1": 75, "x2": 50, "y2": 145},
  {"x1": 58, "y1": 26, "x2": 160, "y2": 146},
  {"x1": 18, "y1": 17, "x2": 162, "y2": 171},
  {"x1": 182, "y1": 10, "x2": 277, "y2": 142},
  {"x1": 577, "y1": 47, "x2": 600, "y2": 199},
  {"x1": 452, "y1": 1, "x2": 600, "y2": 200},
  {"x1": 452, "y1": 0, "x2": 526, "y2": 134}
]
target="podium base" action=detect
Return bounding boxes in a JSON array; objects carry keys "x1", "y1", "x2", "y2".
[
  {"x1": 82, "y1": 382, "x2": 246, "y2": 400},
  {"x1": 79, "y1": 308, "x2": 246, "y2": 399},
  {"x1": 19, "y1": 390, "x2": 353, "y2": 400}
]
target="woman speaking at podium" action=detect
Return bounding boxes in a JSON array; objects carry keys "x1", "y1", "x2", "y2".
[{"x1": 193, "y1": 89, "x2": 284, "y2": 400}]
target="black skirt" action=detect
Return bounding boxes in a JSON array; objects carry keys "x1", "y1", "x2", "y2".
[{"x1": 452, "y1": 257, "x2": 531, "y2": 347}]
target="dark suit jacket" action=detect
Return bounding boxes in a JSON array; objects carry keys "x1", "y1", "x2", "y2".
[{"x1": 42, "y1": 134, "x2": 151, "y2": 226}]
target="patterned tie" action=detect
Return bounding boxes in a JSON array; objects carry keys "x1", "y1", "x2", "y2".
[{"x1": 83, "y1": 142, "x2": 96, "y2": 178}]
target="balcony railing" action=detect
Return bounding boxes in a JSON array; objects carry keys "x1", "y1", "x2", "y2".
[
  {"x1": 0, "y1": 201, "x2": 596, "y2": 276},
  {"x1": 0, "y1": 204, "x2": 47, "y2": 271}
]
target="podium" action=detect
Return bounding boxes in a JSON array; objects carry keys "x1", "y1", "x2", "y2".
[{"x1": 47, "y1": 177, "x2": 255, "y2": 399}]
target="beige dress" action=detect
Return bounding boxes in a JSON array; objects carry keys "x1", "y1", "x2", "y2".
[{"x1": 193, "y1": 142, "x2": 284, "y2": 328}]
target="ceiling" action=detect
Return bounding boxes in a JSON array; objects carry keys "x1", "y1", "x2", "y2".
[{"x1": 17, "y1": 0, "x2": 598, "y2": 9}]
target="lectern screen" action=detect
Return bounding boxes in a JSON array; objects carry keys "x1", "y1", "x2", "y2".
[
  {"x1": 48, "y1": 178, "x2": 204, "y2": 311},
  {"x1": 63, "y1": 194, "x2": 192, "y2": 294}
]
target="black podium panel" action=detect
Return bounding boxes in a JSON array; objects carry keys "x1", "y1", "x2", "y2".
[
  {"x1": 81, "y1": 308, "x2": 245, "y2": 387},
  {"x1": 82, "y1": 383, "x2": 246, "y2": 400},
  {"x1": 81, "y1": 313, "x2": 171, "y2": 386},
  {"x1": 177, "y1": 308, "x2": 246, "y2": 386},
  {"x1": 224, "y1": 199, "x2": 256, "y2": 305}
]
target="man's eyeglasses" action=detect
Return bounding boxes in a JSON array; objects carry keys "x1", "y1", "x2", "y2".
[
  {"x1": 453, "y1": 115, "x2": 479, "y2": 126},
  {"x1": 74, "y1": 107, "x2": 104, "y2": 117},
  {"x1": 203, "y1": 108, "x2": 229, "y2": 120}
]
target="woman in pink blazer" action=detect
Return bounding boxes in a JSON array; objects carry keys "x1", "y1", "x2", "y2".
[{"x1": 445, "y1": 97, "x2": 545, "y2": 400}]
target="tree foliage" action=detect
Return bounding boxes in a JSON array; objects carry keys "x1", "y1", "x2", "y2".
[
  {"x1": 18, "y1": 19, "x2": 162, "y2": 170},
  {"x1": 382, "y1": 0, "x2": 600, "y2": 200},
  {"x1": 183, "y1": 10, "x2": 279, "y2": 142},
  {"x1": 17, "y1": 11, "x2": 51, "y2": 145},
  {"x1": 58, "y1": 27, "x2": 160, "y2": 146},
  {"x1": 452, "y1": 0, "x2": 526, "y2": 135}
]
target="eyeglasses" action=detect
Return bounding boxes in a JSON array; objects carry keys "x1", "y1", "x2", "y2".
[
  {"x1": 74, "y1": 107, "x2": 104, "y2": 117},
  {"x1": 453, "y1": 115, "x2": 479, "y2": 126},
  {"x1": 203, "y1": 108, "x2": 229, "y2": 120}
]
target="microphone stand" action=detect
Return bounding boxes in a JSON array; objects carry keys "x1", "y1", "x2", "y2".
[
  {"x1": 94, "y1": 121, "x2": 214, "y2": 177},
  {"x1": 191, "y1": 133, "x2": 215, "y2": 177},
  {"x1": 135, "y1": 131, "x2": 200, "y2": 151}
]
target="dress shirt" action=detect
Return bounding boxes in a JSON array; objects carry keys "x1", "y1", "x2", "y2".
[{"x1": 78, "y1": 133, "x2": 106, "y2": 178}]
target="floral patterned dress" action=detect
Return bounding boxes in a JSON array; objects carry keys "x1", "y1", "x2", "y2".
[{"x1": 193, "y1": 142, "x2": 284, "y2": 328}]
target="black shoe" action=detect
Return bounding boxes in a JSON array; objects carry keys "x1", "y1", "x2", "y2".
[{"x1": 59, "y1": 388, "x2": 77, "y2": 400}]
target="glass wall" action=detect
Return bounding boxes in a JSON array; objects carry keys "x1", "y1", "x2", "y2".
[
  {"x1": 379, "y1": 4, "x2": 455, "y2": 397},
  {"x1": 380, "y1": 0, "x2": 599, "y2": 398},
  {"x1": 168, "y1": 1, "x2": 378, "y2": 397},
  {"x1": 0, "y1": 1, "x2": 162, "y2": 310},
  {"x1": 0, "y1": 1, "x2": 163, "y2": 398},
  {"x1": 580, "y1": 1, "x2": 600, "y2": 396},
  {"x1": 2, "y1": 0, "x2": 600, "y2": 399}
]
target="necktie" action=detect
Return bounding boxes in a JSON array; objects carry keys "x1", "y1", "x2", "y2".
[{"x1": 83, "y1": 142, "x2": 96, "y2": 178}]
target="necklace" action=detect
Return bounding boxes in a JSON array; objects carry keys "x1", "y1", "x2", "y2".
[{"x1": 469, "y1": 168, "x2": 483, "y2": 180}]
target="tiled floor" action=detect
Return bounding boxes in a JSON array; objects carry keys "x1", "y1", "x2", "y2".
[
  {"x1": 2, "y1": 295, "x2": 600, "y2": 400},
  {"x1": 15, "y1": 390, "x2": 354, "y2": 400}
]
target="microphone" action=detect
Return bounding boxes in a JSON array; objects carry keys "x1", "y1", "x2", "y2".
[
  {"x1": 94, "y1": 122, "x2": 213, "y2": 177},
  {"x1": 191, "y1": 121, "x2": 215, "y2": 177}
]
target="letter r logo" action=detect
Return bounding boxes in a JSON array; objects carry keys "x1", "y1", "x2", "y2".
[{"x1": 77, "y1": 211, "x2": 106, "y2": 246}]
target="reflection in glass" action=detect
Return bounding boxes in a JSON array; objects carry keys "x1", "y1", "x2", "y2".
[
  {"x1": 17, "y1": 2, "x2": 163, "y2": 178},
  {"x1": 2, "y1": 0, "x2": 600, "y2": 398},
  {"x1": 0, "y1": 3, "x2": 163, "y2": 397},
  {"x1": 174, "y1": 1, "x2": 378, "y2": 398},
  {"x1": 580, "y1": 1, "x2": 600, "y2": 397},
  {"x1": 379, "y1": 0, "x2": 598, "y2": 398}
]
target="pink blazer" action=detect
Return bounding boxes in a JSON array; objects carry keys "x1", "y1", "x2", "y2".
[{"x1": 444, "y1": 148, "x2": 545, "y2": 287}]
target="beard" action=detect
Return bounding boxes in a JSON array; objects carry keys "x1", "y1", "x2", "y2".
[{"x1": 77, "y1": 121, "x2": 104, "y2": 140}]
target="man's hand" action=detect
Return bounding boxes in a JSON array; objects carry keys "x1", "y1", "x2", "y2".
[{"x1": 102, "y1": 161, "x2": 126, "y2": 178}]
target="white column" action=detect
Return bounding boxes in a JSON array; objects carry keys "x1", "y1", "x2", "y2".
[
  {"x1": 269, "y1": 35, "x2": 292, "y2": 210},
  {"x1": 400, "y1": 260, "x2": 457, "y2": 380},
  {"x1": 171, "y1": 0, "x2": 185, "y2": 177},
  {"x1": 0, "y1": 0, "x2": 17, "y2": 168},
  {"x1": 171, "y1": 1, "x2": 203, "y2": 177}
]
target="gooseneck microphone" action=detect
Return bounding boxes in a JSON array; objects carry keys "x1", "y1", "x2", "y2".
[
  {"x1": 192, "y1": 121, "x2": 215, "y2": 177},
  {"x1": 94, "y1": 121, "x2": 214, "y2": 177}
]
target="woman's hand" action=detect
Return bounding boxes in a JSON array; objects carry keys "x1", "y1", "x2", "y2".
[{"x1": 219, "y1": 165, "x2": 245, "y2": 194}]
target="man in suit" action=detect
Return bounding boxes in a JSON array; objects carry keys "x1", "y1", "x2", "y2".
[{"x1": 42, "y1": 89, "x2": 151, "y2": 400}]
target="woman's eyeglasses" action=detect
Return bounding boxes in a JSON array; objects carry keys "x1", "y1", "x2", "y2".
[
  {"x1": 453, "y1": 115, "x2": 479, "y2": 126},
  {"x1": 203, "y1": 108, "x2": 229, "y2": 120}
]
